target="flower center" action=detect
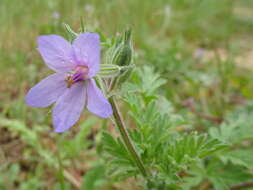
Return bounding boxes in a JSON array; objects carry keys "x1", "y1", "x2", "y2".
[{"x1": 65, "y1": 66, "x2": 89, "y2": 88}]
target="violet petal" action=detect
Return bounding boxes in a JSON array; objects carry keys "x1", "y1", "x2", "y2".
[
  {"x1": 87, "y1": 79, "x2": 112, "y2": 118},
  {"x1": 38, "y1": 35, "x2": 75, "y2": 72},
  {"x1": 25, "y1": 73, "x2": 67, "y2": 108},
  {"x1": 72, "y1": 33, "x2": 100, "y2": 78},
  {"x1": 53, "y1": 82, "x2": 86, "y2": 133}
]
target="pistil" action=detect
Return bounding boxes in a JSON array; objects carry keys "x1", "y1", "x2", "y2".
[{"x1": 65, "y1": 66, "x2": 89, "y2": 88}]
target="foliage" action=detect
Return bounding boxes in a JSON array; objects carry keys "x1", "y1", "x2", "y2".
[
  {"x1": 1, "y1": 0, "x2": 253, "y2": 189},
  {"x1": 101, "y1": 67, "x2": 228, "y2": 189}
]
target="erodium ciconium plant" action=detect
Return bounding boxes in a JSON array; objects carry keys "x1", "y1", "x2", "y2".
[{"x1": 25, "y1": 33, "x2": 113, "y2": 133}]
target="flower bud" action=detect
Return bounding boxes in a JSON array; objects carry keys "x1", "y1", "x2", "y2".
[
  {"x1": 106, "y1": 29, "x2": 134, "y2": 90},
  {"x1": 111, "y1": 29, "x2": 133, "y2": 67}
]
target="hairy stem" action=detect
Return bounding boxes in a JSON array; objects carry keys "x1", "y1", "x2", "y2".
[{"x1": 109, "y1": 97, "x2": 148, "y2": 177}]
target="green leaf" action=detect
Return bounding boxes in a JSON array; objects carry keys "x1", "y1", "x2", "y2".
[
  {"x1": 122, "y1": 66, "x2": 166, "y2": 99},
  {"x1": 166, "y1": 133, "x2": 227, "y2": 166},
  {"x1": 101, "y1": 132, "x2": 137, "y2": 178},
  {"x1": 59, "y1": 118, "x2": 96, "y2": 158},
  {"x1": 81, "y1": 165, "x2": 106, "y2": 190},
  {"x1": 209, "y1": 108, "x2": 253, "y2": 144},
  {"x1": 209, "y1": 177, "x2": 229, "y2": 190},
  {"x1": 219, "y1": 150, "x2": 253, "y2": 168}
]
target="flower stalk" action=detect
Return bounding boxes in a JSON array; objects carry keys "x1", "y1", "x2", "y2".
[
  {"x1": 109, "y1": 96, "x2": 148, "y2": 177},
  {"x1": 105, "y1": 29, "x2": 147, "y2": 177},
  {"x1": 56, "y1": 149, "x2": 66, "y2": 190}
]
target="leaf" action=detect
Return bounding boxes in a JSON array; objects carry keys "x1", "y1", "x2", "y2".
[
  {"x1": 166, "y1": 133, "x2": 227, "y2": 166},
  {"x1": 102, "y1": 132, "x2": 130, "y2": 160},
  {"x1": 209, "y1": 177, "x2": 229, "y2": 190},
  {"x1": 101, "y1": 132, "x2": 137, "y2": 178},
  {"x1": 220, "y1": 165, "x2": 253, "y2": 185},
  {"x1": 0, "y1": 118, "x2": 39, "y2": 146},
  {"x1": 60, "y1": 118, "x2": 96, "y2": 158},
  {"x1": 219, "y1": 150, "x2": 253, "y2": 168},
  {"x1": 19, "y1": 177, "x2": 44, "y2": 190},
  {"x1": 81, "y1": 165, "x2": 106, "y2": 190},
  {"x1": 122, "y1": 66, "x2": 166, "y2": 99},
  {"x1": 181, "y1": 175, "x2": 203, "y2": 190},
  {"x1": 209, "y1": 107, "x2": 253, "y2": 144}
]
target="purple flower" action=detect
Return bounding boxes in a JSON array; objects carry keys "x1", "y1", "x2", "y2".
[{"x1": 26, "y1": 33, "x2": 113, "y2": 133}]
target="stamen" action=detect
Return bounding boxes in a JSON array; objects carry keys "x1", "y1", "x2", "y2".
[
  {"x1": 64, "y1": 66, "x2": 89, "y2": 88},
  {"x1": 65, "y1": 75, "x2": 74, "y2": 88}
]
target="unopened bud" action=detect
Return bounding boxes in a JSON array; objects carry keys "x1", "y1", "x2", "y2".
[
  {"x1": 106, "y1": 29, "x2": 134, "y2": 90},
  {"x1": 111, "y1": 29, "x2": 133, "y2": 66}
]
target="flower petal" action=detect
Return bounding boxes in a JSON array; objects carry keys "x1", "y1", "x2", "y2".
[
  {"x1": 53, "y1": 82, "x2": 86, "y2": 133},
  {"x1": 72, "y1": 33, "x2": 100, "y2": 78},
  {"x1": 87, "y1": 79, "x2": 112, "y2": 118},
  {"x1": 38, "y1": 35, "x2": 75, "y2": 72},
  {"x1": 25, "y1": 73, "x2": 67, "y2": 108}
]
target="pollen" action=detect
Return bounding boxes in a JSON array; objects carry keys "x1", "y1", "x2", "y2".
[
  {"x1": 64, "y1": 66, "x2": 89, "y2": 88},
  {"x1": 65, "y1": 75, "x2": 74, "y2": 88}
]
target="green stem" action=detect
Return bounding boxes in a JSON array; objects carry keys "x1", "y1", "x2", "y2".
[
  {"x1": 109, "y1": 97, "x2": 148, "y2": 177},
  {"x1": 56, "y1": 150, "x2": 65, "y2": 190}
]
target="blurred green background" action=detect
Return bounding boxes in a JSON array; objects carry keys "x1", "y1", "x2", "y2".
[{"x1": 1, "y1": 0, "x2": 253, "y2": 189}]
